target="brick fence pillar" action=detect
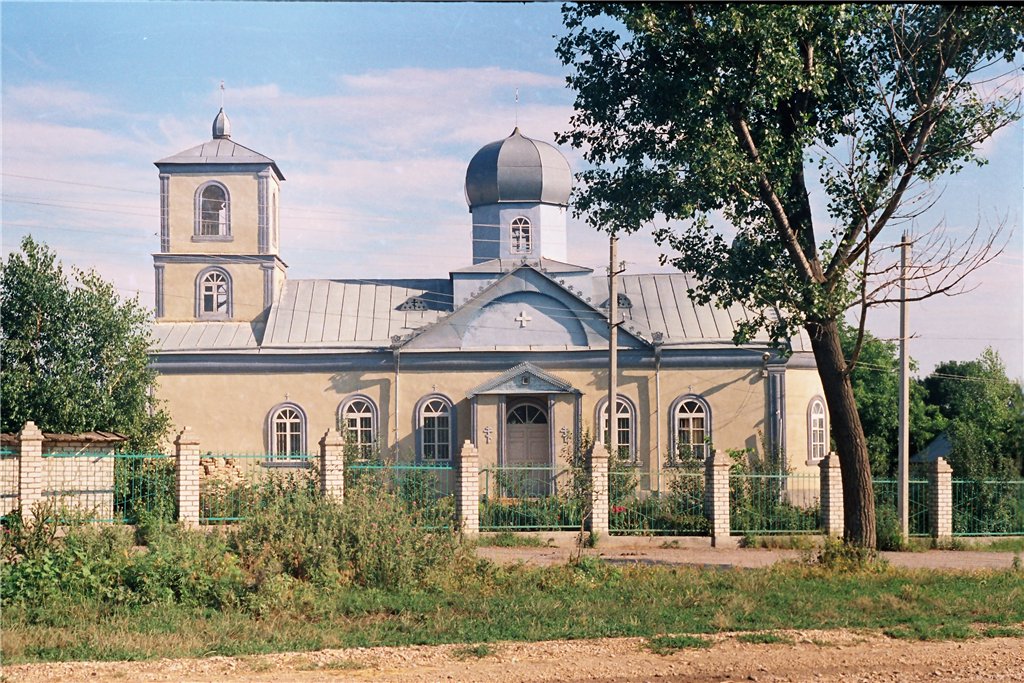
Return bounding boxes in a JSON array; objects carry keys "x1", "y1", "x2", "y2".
[
  {"x1": 17, "y1": 421, "x2": 44, "y2": 521},
  {"x1": 319, "y1": 430, "x2": 345, "y2": 502},
  {"x1": 929, "y1": 456, "x2": 953, "y2": 542},
  {"x1": 456, "y1": 440, "x2": 479, "y2": 537},
  {"x1": 174, "y1": 427, "x2": 200, "y2": 525},
  {"x1": 705, "y1": 449, "x2": 731, "y2": 547},
  {"x1": 587, "y1": 447, "x2": 609, "y2": 536},
  {"x1": 819, "y1": 452, "x2": 844, "y2": 537}
]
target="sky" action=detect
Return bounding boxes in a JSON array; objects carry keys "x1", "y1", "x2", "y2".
[{"x1": 2, "y1": 2, "x2": 1022, "y2": 380}]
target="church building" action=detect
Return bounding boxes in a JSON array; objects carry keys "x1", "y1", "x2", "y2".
[{"x1": 150, "y1": 109, "x2": 829, "y2": 478}]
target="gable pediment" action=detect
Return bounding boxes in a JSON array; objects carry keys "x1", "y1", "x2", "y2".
[
  {"x1": 401, "y1": 265, "x2": 649, "y2": 351},
  {"x1": 467, "y1": 362, "x2": 578, "y2": 397}
]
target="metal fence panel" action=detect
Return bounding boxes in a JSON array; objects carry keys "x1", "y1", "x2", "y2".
[
  {"x1": 200, "y1": 453, "x2": 315, "y2": 523},
  {"x1": 609, "y1": 469, "x2": 707, "y2": 536},
  {"x1": 873, "y1": 479, "x2": 930, "y2": 537},
  {"x1": 952, "y1": 479, "x2": 1024, "y2": 536},
  {"x1": 346, "y1": 461, "x2": 456, "y2": 529},
  {"x1": 479, "y1": 466, "x2": 584, "y2": 531},
  {"x1": 41, "y1": 451, "x2": 175, "y2": 523},
  {"x1": 729, "y1": 472, "x2": 821, "y2": 534}
]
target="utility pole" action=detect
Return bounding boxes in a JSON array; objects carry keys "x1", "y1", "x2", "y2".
[
  {"x1": 608, "y1": 235, "x2": 619, "y2": 460},
  {"x1": 898, "y1": 231, "x2": 911, "y2": 540}
]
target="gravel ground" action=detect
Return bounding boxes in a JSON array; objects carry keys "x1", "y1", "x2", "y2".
[{"x1": 5, "y1": 630, "x2": 1024, "y2": 682}]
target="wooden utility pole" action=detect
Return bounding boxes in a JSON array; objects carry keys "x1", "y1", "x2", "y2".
[
  {"x1": 608, "y1": 235, "x2": 619, "y2": 459},
  {"x1": 898, "y1": 232, "x2": 911, "y2": 540}
]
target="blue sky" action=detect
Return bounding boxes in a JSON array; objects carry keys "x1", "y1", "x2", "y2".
[{"x1": 2, "y1": 2, "x2": 1021, "y2": 379}]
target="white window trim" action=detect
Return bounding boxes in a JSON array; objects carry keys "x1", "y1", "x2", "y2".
[
  {"x1": 510, "y1": 216, "x2": 532, "y2": 255},
  {"x1": 415, "y1": 394, "x2": 456, "y2": 463},
  {"x1": 595, "y1": 394, "x2": 637, "y2": 464},
  {"x1": 193, "y1": 180, "x2": 232, "y2": 240},
  {"x1": 669, "y1": 394, "x2": 712, "y2": 466},
  {"x1": 807, "y1": 397, "x2": 829, "y2": 465},
  {"x1": 267, "y1": 402, "x2": 307, "y2": 459},
  {"x1": 194, "y1": 267, "x2": 233, "y2": 320},
  {"x1": 337, "y1": 395, "x2": 379, "y2": 459}
]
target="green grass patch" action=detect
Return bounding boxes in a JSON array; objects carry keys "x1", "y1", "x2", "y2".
[
  {"x1": 735, "y1": 631, "x2": 795, "y2": 645},
  {"x1": 477, "y1": 532, "x2": 551, "y2": 548},
  {"x1": 452, "y1": 643, "x2": 494, "y2": 660},
  {"x1": 968, "y1": 538, "x2": 1024, "y2": 553},
  {"x1": 981, "y1": 625, "x2": 1024, "y2": 638},
  {"x1": 646, "y1": 634, "x2": 713, "y2": 655}
]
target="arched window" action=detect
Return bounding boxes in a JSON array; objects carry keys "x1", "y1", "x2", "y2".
[
  {"x1": 417, "y1": 395, "x2": 455, "y2": 462},
  {"x1": 195, "y1": 182, "x2": 230, "y2": 237},
  {"x1": 596, "y1": 396, "x2": 635, "y2": 462},
  {"x1": 195, "y1": 268, "x2": 231, "y2": 319},
  {"x1": 808, "y1": 397, "x2": 828, "y2": 463},
  {"x1": 671, "y1": 396, "x2": 711, "y2": 465},
  {"x1": 510, "y1": 216, "x2": 532, "y2": 254},
  {"x1": 338, "y1": 396, "x2": 378, "y2": 459},
  {"x1": 268, "y1": 403, "x2": 306, "y2": 458}
]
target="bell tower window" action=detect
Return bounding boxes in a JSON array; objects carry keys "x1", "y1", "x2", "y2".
[
  {"x1": 510, "y1": 216, "x2": 532, "y2": 254},
  {"x1": 194, "y1": 181, "x2": 231, "y2": 239},
  {"x1": 195, "y1": 267, "x2": 232, "y2": 319}
]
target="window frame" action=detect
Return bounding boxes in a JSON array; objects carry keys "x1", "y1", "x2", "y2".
[
  {"x1": 509, "y1": 216, "x2": 532, "y2": 254},
  {"x1": 595, "y1": 394, "x2": 637, "y2": 464},
  {"x1": 337, "y1": 395, "x2": 379, "y2": 460},
  {"x1": 194, "y1": 267, "x2": 233, "y2": 319},
  {"x1": 193, "y1": 181, "x2": 232, "y2": 241},
  {"x1": 415, "y1": 394, "x2": 456, "y2": 463},
  {"x1": 807, "y1": 396, "x2": 829, "y2": 464},
  {"x1": 669, "y1": 395, "x2": 712, "y2": 466},
  {"x1": 267, "y1": 402, "x2": 307, "y2": 459}
]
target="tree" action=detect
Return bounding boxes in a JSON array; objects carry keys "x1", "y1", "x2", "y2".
[
  {"x1": 838, "y1": 324, "x2": 945, "y2": 477},
  {"x1": 1, "y1": 236, "x2": 169, "y2": 451},
  {"x1": 557, "y1": 4, "x2": 1022, "y2": 545},
  {"x1": 923, "y1": 349, "x2": 1024, "y2": 479}
]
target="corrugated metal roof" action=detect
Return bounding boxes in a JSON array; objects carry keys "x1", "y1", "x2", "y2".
[
  {"x1": 452, "y1": 257, "x2": 593, "y2": 275},
  {"x1": 151, "y1": 321, "x2": 262, "y2": 352},
  {"x1": 262, "y1": 278, "x2": 451, "y2": 348}
]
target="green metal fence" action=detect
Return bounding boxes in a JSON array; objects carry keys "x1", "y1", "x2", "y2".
[
  {"x1": 952, "y1": 479, "x2": 1024, "y2": 536},
  {"x1": 1, "y1": 448, "x2": 18, "y2": 516},
  {"x1": 345, "y1": 460, "x2": 456, "y2": 529},
  {"x1": 609, "y1": 469, "x2": 707, "y2": 535},
  {"x1": 200, "y1": 454, "x2": 315, "y2": 523},
  {"x1": 730, "y1": 472, "x2": 821, "y2": 534},
  {"x1": 479, "y1": 466, "x2": 584, "y2": 531},
  {"x1": 873, "y1": 478, "x2": 930, "y2": 536},
  {"x1": 40, "y1": 451, "x2": 175, "y2": 523}
]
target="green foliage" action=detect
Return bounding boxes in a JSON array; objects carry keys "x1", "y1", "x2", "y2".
[
  {"x1": 814, "y1": 537, "x2": 887, "y2": 572},
  {"x1": 839, "y1": 324, "x2": 946, "y2": 476},
  {"x1": 924, "y1": 348, "x2": 1024, "y2": 479},
  {"x1": 646, "y1": 634, "x2": 713, "y2": 655},
  {"x1": 0, "y1": 237, "x2": 169, "y2": 451}
]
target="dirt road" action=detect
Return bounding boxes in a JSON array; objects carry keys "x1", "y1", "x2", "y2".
[{"x1": 6, "y1": 630, "x2": 1024, "y2": 682}]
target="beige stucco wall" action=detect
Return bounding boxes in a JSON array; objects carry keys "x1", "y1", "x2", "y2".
[
  {"x1": 160, "y1": 261, "x2": 268, "y2": 322},
  {"x1": 154, "y1": 361, "x2": 823, "y2": 480},
  {"x1": 785, "y1": 365, "x2": 830, "y2": 475},
  {"x1": 165, "y1": 172, "x2": 279, "y2": 254}
]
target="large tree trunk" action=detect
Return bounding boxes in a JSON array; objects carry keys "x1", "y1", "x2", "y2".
[{"x1": 806, "y1": 318, "x2": 876, "y2": 547}]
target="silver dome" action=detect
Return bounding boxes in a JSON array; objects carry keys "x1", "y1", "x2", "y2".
[
  {"x1": 465, "y1": 128, "x2": 571, "y2": 208},
  {"x1": 212, "y1": 108, "x2": 231, "y2": 139}
]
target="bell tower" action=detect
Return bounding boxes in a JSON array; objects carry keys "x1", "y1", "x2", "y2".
[{"x1": 153, "y1": 108, "x2": 286, "y2": 322}]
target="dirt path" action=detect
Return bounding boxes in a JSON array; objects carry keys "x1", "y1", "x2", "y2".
[
  {"x1": 474, "y1": 534, "x2": 1023, "y2": 571},
  {"x1": 6, "y1": 630, "x2": 1023, "y2": 682}
]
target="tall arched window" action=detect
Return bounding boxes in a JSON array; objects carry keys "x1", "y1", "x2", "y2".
[
  {"x1": 418, "y1": 395, "x2": 454, "y2": 462},
  {"x1": 597, "y1": 396, "x2": 635, "y2": 462},
  {"x1": 671, "y1": 396, "x2": 711, "y2": 465},
  {"x1": 510, "y1": 216, "x2": 532, "y2": 254},
  {"x1": 808, "y1": 397, "x2": 828, "y2": 463},
  {"x1": 195, "y1": 181, "x2": 230, "y2": 237},
  {"x1": 195, "y1": 268, "x2": 231, "y2": 319},
  {"x1": 338, "y1": 396, "x2": 377, "y2": 459},
  {"x1": 268, "y1": 403, "x2": 306, "y2": 458}
]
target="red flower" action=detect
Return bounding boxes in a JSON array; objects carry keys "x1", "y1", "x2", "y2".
[{"x1": 611, "y1": 505, "x2": 627, "y2": 514}]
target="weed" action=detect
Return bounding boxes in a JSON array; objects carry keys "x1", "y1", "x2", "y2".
[
  {"x1": 981, "y1": 626, "x2": 1024, "y2": 638},
  {"x1": 813, "y1": 537, "x2": 887, "y2": 572},
  {"x1": 736, "y1": 632, "x2": 795, "y2": 645},
  {"x1": 477, "y1": 532, "x2": 548, "y2": 548},
  {"x1": 646, "y1": 634, "x2": 713, "y2": 655},
  {"x1": 1012, "y1": 553, "x2": 1021, "y2": 572},
  {"x1": 452, "y1": 643, "x2": 493, "y2": 660}
]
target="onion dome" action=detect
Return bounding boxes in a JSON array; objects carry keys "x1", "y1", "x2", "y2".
[
  {"x1": 465, "y1": 127, "x2": 572, "y2": 208},
  {"x1": 212, "y1": 108, "x2": 231, "y2": 139}
]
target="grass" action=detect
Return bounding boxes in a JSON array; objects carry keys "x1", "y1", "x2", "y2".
[
  {"x1": 452, "y1": 644, "x2": 494, "y2": 660},
  {"x1": 476, "y1": 531, "x2": 552, "y2": 548},
  {"x1": 646, "y1": 634, "x2": 713, "y2": 654},
  {"x1": 4, "y1": 560, "x2": 1023, "y2": 664},
  {"x1": 964, "y1": 538, "x2": 1024, "y2": 553},
  {"x1": 736, "y1": 632, "x2": 795, "y2": 645}
]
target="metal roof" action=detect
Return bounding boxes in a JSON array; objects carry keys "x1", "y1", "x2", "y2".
[
  {"x1": 465, "y1": 127, "x2": 572, "y2": 208},
  {"x1": 452, "y1": 257, "x2": 593, "y2": 275},
  {"x1": 262, "y1": 278, "x2": 452, "y2": 348},
  {"x1": 151, "y1": 321, "x2": 263, "y2": 352},
  {"x1": 155, "y1": 138, "x2": 284, "y2": 179}
]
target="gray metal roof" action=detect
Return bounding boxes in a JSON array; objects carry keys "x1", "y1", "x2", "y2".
[
  {"x1": 151, "y1": 321, "x2": 263, "y2": 352},
  {"x1": 452, "y1": 257, "x2": 593, "y2": 275},
  {"x1": 262, "y1": 278, "x2": 452, "y2": 348},
  {"x1": 465, "y1": 128, "x2": 572, "y2": 208},
  {"x1": 155, "y1": 138, "x2": 284, "y2": 179}
]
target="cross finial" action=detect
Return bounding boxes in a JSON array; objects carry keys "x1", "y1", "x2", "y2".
[
  {"x1": 220, "y1": 80, "x2": 225, "y2": 108},
  {"x1": 514, "y1": 88, "x2": 519, "y2": 127}
]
